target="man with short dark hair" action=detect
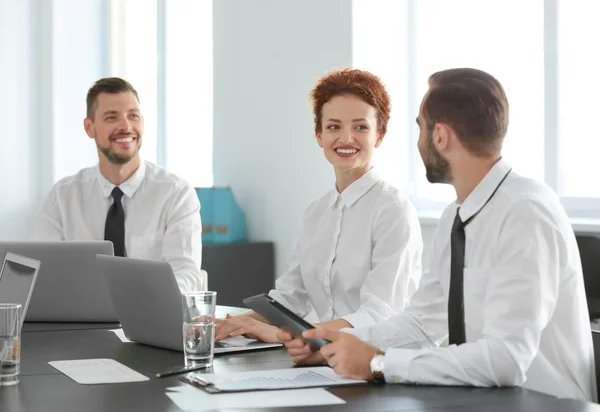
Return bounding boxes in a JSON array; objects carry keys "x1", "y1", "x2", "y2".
[
  {"x1": 279, "y1": 68, "x2": 596, "y2": 401},
  {"x1": 33, "y1": 77, "x2": 203, "y2": 291}
]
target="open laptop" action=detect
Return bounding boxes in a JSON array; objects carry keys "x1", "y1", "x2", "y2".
[
  {"x1": 96, "y1": 254, "x2": 282, "y2": 354},
  {"x1": 0, "y1": 241, "x2": 116, "y2": 322},
  {"x1": 0, "y1": 253, "x2": 41, "y2": 326}
]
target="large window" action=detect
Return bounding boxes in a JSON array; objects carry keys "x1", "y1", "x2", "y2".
[
  {"x1": 110, "y1": 0, "x2": 213, "y2": 187},
  {"x1": 557, "y1": 0, "x2": 600, "y2": 199},
  {"x1": 354, "y1": 0, "x2": 600, "y2": 218}
]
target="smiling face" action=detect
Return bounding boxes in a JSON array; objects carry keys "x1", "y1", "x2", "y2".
[
  {"x1": 316, "y1": 94, "x2": 382, "y2": 175},
  {"x1": 84, "y1": 91, "x2": 144, "y2": 165}
]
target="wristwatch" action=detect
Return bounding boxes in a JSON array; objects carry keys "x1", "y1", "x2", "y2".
[{"x1": 370, "y1": 353, "x2": 385, "y2": 383}]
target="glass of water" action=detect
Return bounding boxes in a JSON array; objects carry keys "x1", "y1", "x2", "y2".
[
  {"x1": 0, "y1": 303, "x2": 21, "y2": 386},
  {"x1": 182, "y1": 291, "x2": 217, "y2": 368}
]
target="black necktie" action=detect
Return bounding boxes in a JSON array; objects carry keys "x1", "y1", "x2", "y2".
[
  {"x1": 447, "y1": 168, "x2": 513, "y2": 346},
  {"x1": 448, "y1": 209, "x2": 468, "y2": 345},
  {"x1": 105, "y1": 187, "x2": 126, "y2": 257}
]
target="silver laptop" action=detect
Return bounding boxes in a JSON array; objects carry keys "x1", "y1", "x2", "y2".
[
  {"x1": 96, "y1": 254, "x2": 282, "y2": 354},
  {"x1": 0, "y1": 241, "x2": 116, "y2": 322},
  {"x1": 0, "y1": 253, "x2": 41, "y2": 326}
]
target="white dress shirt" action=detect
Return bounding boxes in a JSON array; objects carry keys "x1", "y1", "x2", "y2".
[
  {"x1": 32, "y1": 160, "x2": 203, "y2": 292},
  {"x1": 269, "y1": 168, "x2": 423, "y2": 329},
  {"x1": 351, "y1": 159, "x2": 596, "y2": 401}
]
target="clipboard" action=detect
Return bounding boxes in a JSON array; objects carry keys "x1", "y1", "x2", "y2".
[{"x1": 180, "y1": 366, "x2": 366, "y2": 394}]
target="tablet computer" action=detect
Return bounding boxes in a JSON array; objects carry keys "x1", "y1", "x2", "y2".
[{"x1": 243, "y1": 293, "x2": 329, "y2": 351}]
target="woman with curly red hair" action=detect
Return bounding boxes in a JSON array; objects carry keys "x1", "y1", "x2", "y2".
[{"x1": 215, "y1": 68, "x2": 422, "y2": 342}]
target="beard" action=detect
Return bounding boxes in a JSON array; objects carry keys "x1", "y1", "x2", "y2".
[
  {"x1": 422, "y1": 130, "x2": 451, "y2": 184},
  {"x1": 98, "y1": 131, "x2": 141, "y2": 165}
]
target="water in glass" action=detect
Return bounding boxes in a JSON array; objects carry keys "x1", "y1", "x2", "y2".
[{"x1": 183, "y1": 321, "x2": 214, "y2": 367}]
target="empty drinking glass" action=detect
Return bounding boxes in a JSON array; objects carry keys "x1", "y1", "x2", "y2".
[
  {"x1": 0, "y1": 303, "x2": 21, "y2": 386},
  {"x1": 182, "y1": 291, "x2": 217, "y2": 368}
]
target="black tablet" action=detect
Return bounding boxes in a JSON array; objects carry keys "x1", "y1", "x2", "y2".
[{"x1": 243, "y1": 293, "x2": 330, "y2": 351}]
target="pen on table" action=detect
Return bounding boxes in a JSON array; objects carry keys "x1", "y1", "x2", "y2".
[{"x1": 156, "y1": 365, "x2": 208, "y2": 378}]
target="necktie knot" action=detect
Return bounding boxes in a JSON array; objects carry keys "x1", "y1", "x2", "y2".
[
  {"x1": 111, "y1": 187, "x2": 124, "y2": 202},
  {"x1": 452, "y1": 208, "x2": 465, "y2": 232}
]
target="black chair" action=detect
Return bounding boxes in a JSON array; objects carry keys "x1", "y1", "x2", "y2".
[
  {"x1": 576, "y1": 235, "x2": 600, "y2": 320},
  {"x1": 592, "y1": 331, "x2": 600, "y2": 401}
]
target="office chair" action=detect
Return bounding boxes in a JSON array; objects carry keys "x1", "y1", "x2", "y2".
[{"x1": 576, "y1": 235, "x2": 600, "y2": 320}]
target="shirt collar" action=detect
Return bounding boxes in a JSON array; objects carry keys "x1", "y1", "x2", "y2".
[
  {"x1": 458, "y1": 157, "x2": 512, "y2": 222},
  {"x1": 327, "y1": 167, "x2": 381, "y2": 209},
  {"x1": 96, "y1": 160, "x2": 146, "y2": 199}
]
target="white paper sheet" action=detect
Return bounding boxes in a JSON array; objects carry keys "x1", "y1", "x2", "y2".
[
  {"x1": 166, "y1": 385, "x2": 345, "y2": 410},
  {"x1": 107, "y1": 328, "x2": 134, "y2": 343},
  {"x1": 48, "y1": 358, "x2": 149, "y2": 384}
]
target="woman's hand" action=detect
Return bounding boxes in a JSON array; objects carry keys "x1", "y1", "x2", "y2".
[{"x1": 215, "y1": 314, "x2": 281, "y2": 343}]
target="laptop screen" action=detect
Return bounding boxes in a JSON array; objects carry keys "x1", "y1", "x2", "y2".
[{"x1": 0, "y1": 254, "x2": 40, "y2": 326}]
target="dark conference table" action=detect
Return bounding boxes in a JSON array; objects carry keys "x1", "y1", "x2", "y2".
[{"x1": 2, "y1": 309, "x2": 599, "y2": 411}]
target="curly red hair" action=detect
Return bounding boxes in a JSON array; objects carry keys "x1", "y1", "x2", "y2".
[{"x1": 310, "y1": 68, "x2": 391, "y2": 135}]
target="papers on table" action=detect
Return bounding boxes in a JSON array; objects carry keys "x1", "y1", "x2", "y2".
[
  {"x1": 48, "y1": 358, "x2": 149, "y2": 384},
  {"x1": 181, "y1": 366, "x2": 366, "y2": 393},
  {"x1": 166, "y1": 384, "x2": 346, "y2": 410}
]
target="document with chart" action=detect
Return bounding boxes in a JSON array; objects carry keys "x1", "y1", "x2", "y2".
[{"x1": 180, "y1": 366, "x2": 366, "y2": 393}]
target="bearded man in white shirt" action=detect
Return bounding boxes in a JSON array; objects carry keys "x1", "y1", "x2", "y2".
[
  {"x1": 32, "y1": 77, "x2": 203, "y2": 292},
  {"x1": 278, "y1": 68, "x2": 597, "y2": 402}
]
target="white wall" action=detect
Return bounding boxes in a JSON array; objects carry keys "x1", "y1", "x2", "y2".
[{"x1": 212, "y1": 0, "x2": 354, "y2": 277}]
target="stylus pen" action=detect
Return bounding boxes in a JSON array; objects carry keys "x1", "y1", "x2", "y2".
[{"x1": 156, "y1": 365, "x2": 208, "y2": 378}]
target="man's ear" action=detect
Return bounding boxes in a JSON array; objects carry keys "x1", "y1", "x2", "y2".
[
  {"x1": 432, "y1": 123, "x2": 451, "y2": 152},
  {"x1": 84, "y1": 118, "x2": 95, "y2": 139}
]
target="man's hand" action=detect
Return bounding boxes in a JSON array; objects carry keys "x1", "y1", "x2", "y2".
[
  {"x1": 277, "y1": 329, "x2": 326, "y2": 365},
  {"x1": 303, "y1": 328, "x2": 381, "y2": 380},
  {"x1": 214, "y1": 314, "x2": 280, "y2": 343}
]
